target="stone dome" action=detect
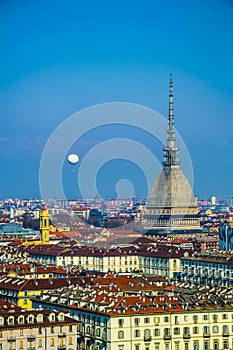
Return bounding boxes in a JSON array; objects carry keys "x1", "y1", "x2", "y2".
[{"x1": 147, "y1": 167, "x2": 197, "y2": 208}]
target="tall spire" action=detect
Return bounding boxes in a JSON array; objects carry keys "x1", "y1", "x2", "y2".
[
  {"x1": 163, "y1": 75, "x2": 180, "y2": 167},
  {"x1": 168, "y1": 74, "x2": 175, "y2": 143}
]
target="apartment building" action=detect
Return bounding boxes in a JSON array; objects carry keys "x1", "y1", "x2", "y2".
[
  {"x1": 0, "y1": 301, "x2": 78, "y2": 350},
  {"x1": 180, "y1": 251, "x2": 233, "y2": 286}
]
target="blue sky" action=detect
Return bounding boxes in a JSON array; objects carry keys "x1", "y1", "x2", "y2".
[{"x1": 0, "y1": 0, "x2": 232, "y2": 199}]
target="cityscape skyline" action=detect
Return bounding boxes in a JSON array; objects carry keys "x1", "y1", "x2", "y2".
[{"x1": 0, "y1": 0, "x2": 232, "y2": 199}]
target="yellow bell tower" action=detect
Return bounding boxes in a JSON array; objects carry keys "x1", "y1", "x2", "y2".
[{"x1": 40, "y1": 204, "x2": 50, "y2": 244}]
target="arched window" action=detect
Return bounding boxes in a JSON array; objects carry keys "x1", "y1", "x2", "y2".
[{"x1": 118, "y1": 330, "x2": 124, "y2": 339}]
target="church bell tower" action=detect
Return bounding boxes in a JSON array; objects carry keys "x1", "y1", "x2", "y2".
[{"x1": 40, "y1": 204, "x2": 50, "y2": 244}]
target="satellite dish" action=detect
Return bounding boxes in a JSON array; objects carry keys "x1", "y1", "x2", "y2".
[{"x1": 67, "y1": 154, "x2": 79, "y2": 165}]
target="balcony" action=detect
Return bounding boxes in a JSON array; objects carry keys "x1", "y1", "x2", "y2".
[
  {"x1": 27, "y1": 335, "x2": 36, "y2": 341},
  {"x1": 183, "y1": 333, "x2": 191, "y2": 339},
  {"x1": 222, "y1": 332, "x2": 229, "y2": 337},
  {"x1": 144, "y1": 336, "x2": 152, "y2": 341},
  {"x1": 58, "y1": 333, "x2": 66, "y2": 338},
  {"x1": 164, "y1": 334, "x2": 171, "y2": 340},
  {"x1": 57, "y1": 346, "x2": 66, "y2": 350},
  {"x1": 7, "y1": 336, "x2": 16, "y2": 342},
  {"x1": 203, "y1": 332, "x2": 210, "y2": 338}
]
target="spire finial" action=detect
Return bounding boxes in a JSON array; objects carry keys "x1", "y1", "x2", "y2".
[
  {"x1": 168, "y1": 74, "x2": 174, "y2": 138},
  {"x1": 162, "y1": 75, "x2": 180, "y2": 167}
]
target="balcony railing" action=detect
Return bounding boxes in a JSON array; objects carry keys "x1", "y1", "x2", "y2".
[
  {"x1": 7, "y1": 336, "x2": 16, "y2": 342},
  {"x1": 183, "y1": 333, "x2": 191, "y2": 339},
  {"x1": 27, "y1": 335, "x2": 36, "y2": 341},
  {"x1": 144, "y1": 336, "x2": 152, "y2": 341},
  {"x1": 203, "y1": 332, "x2": 210, "y2": 337},
  {"x1": 222, "y1": 332, "x2": 229, "y2": 337},
  {"x1": 164, "y1": 334, "x2": 171, "y2": 340},
  {"x1": 58, "y1": 333, "x2": 66, "y2": 338}
]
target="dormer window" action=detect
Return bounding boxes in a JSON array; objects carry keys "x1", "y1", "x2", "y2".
[
  {"x1": 49, "y1": 313, "x2": 55, "y2": 322},
  {"x1": 0, "y1": 317, "x2": 4, "y2": 325},
  {"x1": 58, "y1": 313, "x2": 64, "y2": 322},
  {"x1": 8, "y1": 316, "x2": 14, "y2": 325},
  {"x1": 27, "y1": 315, "x2": 34, "y2": 323},
  {"x1": 37, "y1": 314, "x2": 43, "y2": 323},
  {"x1": 18, "y1": 316, "x2": 24, "y2": 324}
]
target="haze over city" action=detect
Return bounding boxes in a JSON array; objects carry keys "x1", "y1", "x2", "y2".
[{"x1": 0, "y1": 0, "x2": 232, "y2": 199}]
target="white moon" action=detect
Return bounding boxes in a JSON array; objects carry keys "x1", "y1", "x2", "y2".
[{"x1": 67, "y1": 154, "x2": 79, "y2": 164}]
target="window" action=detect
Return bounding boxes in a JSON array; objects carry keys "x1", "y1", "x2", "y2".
[
  {"x1": 8, "y1": 317, "x2": 14, "y2": 325},
  {"x1": 222, "y1": 314, "x2": 228, "y2": 320},
  {"x1": 203, "y1": 326, "x2": 209, "y2": 335},
  {"x1": 174, "y1": 327, "x2": 180, "y2": 335},
  {"x1": 193, "y1": 326, "x2": 199, "y2": 334},
  {"x1": 49, "y1": 313, "x2": 55, "y2": 322},
  {"x1": 203, "y1": 315, "x2": 208, "y2": 321},
  {"x1": 51, "y1": 325, "x2": 54, "y2": 334},
  {"x1": 144, "y1": 317, "x2": 150, "y2": 324},
  {"x1": 213, "y1": 341, "x2": 219, "y2": 350},
  {"x1": 135, "y1": 345, "x2": 140, "y2": 350},
  {"x1": 204, "y1": 341, "x2": 209, "y2": 350},
  {"x1": 193, "y1": 341, "x2": 199, "y2": 350},
  {"x1": 118, "y1": 346, "x2": 124, "y2": 350},
  {"x1": 154, "y1": 317, "x2": 160, "y2": 325},
  {"x1": 164, "y1": 316, "x2": 169, "y2": 322},
  {"x1": 154, "y1": 343, "x2": 160, "y2": 350},
  {"x1": 38, "y1": 339, "x2": 42, "y2": 348},
  {"x1": 212, "y1": 314, "x2": 218, "y2": 322},
  {"x1": 213, "y1": 326, "x2": 218, "y2": 333},
  {"x1": 154, "y1": 328, "x2": 160, "y2": 336},
  {"x1": 68, "y1": 337, "x2": 73, "y2": 345},
  {"x1": 69, "y1": 325, "x2": 72, "y2": 332},
  {"x1": 184, "y1": 315, "x2": 188, "y2": 322},
  {"x1": 20, "y1": 329, "x2": 24, "y2": 336},
  {"x1": 174, "y1": 316, "x2": 179, "y2": 324},
  {"x1": 118, "y1": 319, "x2": 124, "y2": 327},
  {"x1": 134, "y1": 318, "x2": 140, "y2": 325},
  {"x1": 118, "y1": 331, "x2": 124, "y2": 339},
  {"x1": 134, "y1": 329, "x2": 140, "y2": 337},
  {"x1": 37, "y1": 315, "x2": 43, "y2": 323},
  {"x1": 193, "y1": 315, "x2": 198, "y2": 323},
  {"x1": 18, "y1": 316, "x2": 24, "y2": 324},
  {"x1": 144, "y1": 329, "x2": 151, "y2": 340},
  {"x1": 58, "y1": 313, "x2": 64, "y2": 322},
  {"x1": 184, "y1": 343, "x2": 189, "y2": 350},
  {"x1": 175, "y1": 342, "x2": 179, "y2": 350},
  {"x1": 50, "y1": 338, "x2": 54, "y2": 347},
  {"x1": 39, "y1": 327, "x2": 42, "y2": 335},
  {"x1": 223, "y1": 325, "x2": 229, "y2": 334},
  {"x1": 223, "y1": 340, "x2": 229, "y2": 349},
  {"x1": 165, "y1": 343, "x2": 169, "y2": 350},
  {"x1": 19, "y1": 341, "x2": 23, "y2": 349}
]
